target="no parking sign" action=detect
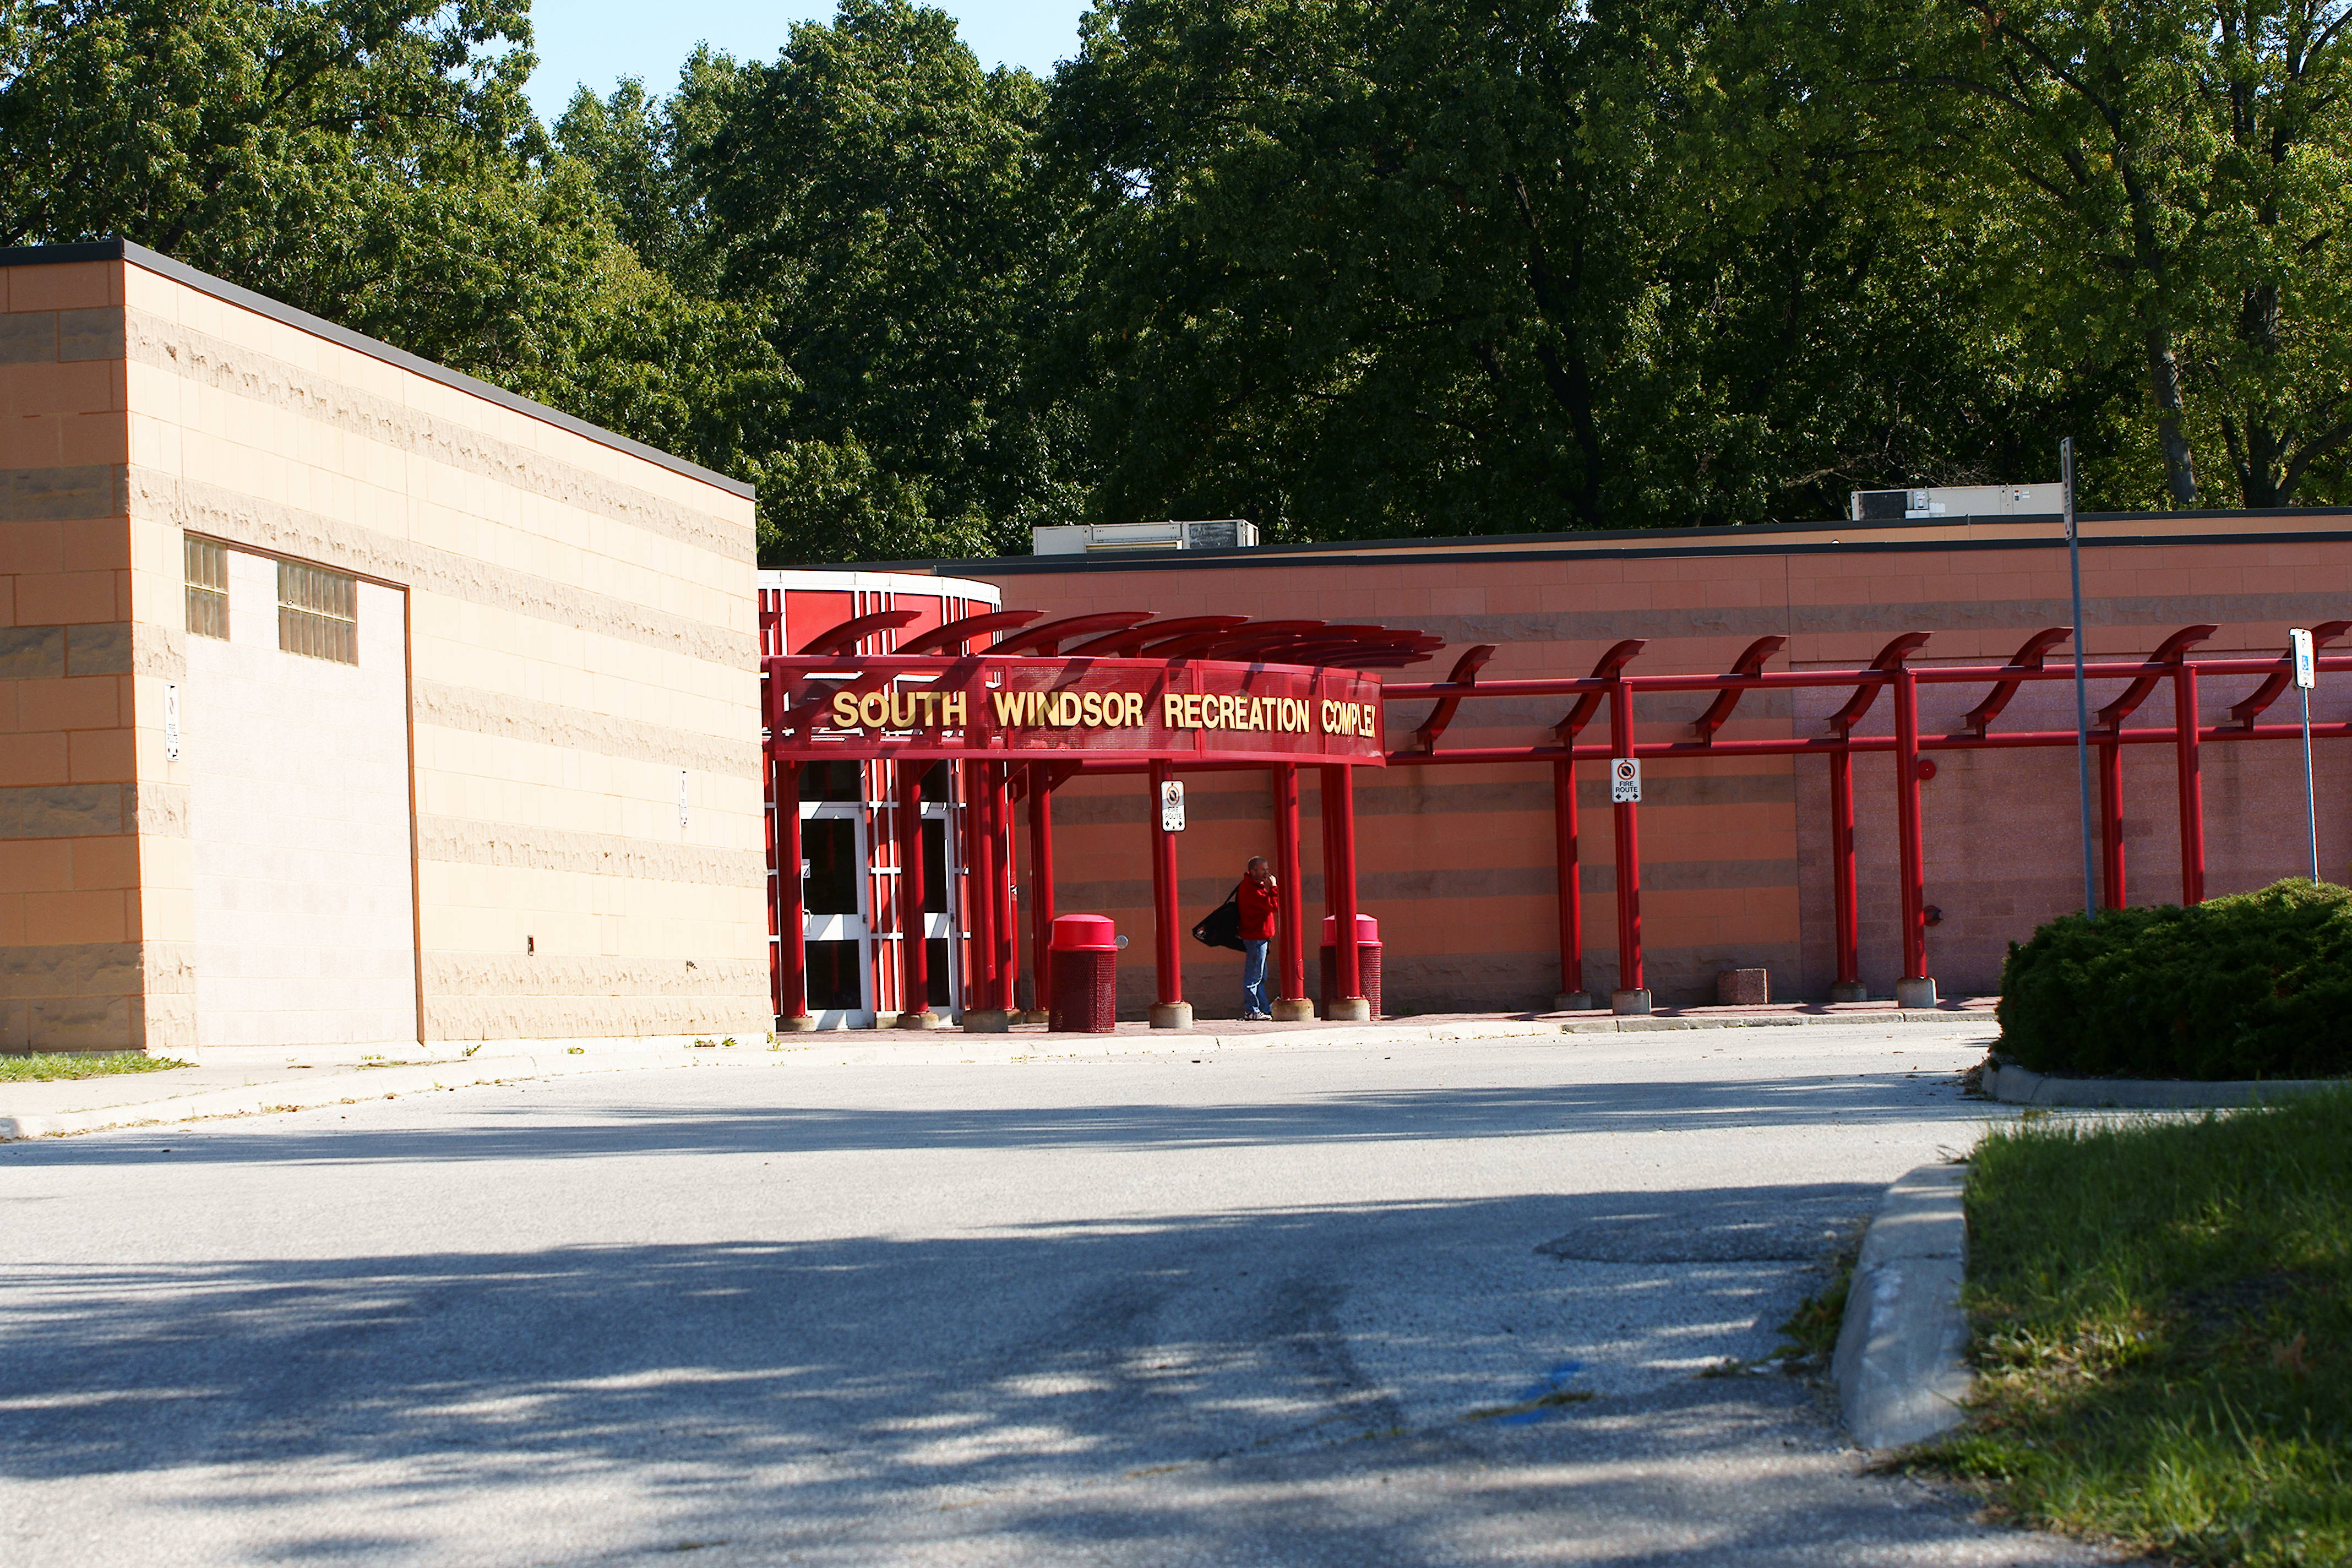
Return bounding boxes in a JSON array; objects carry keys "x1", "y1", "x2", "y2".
[{"x1": 1610, "y1": 757, "x2": 1642, "y2": 804}]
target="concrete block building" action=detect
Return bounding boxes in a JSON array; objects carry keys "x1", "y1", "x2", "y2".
[
  {"x1": 1, "y1": 241, "x2": 771, "y2": 1055},
  {"x1": 908, "y1": 515, "x2": 2352, "y2": 1011}
]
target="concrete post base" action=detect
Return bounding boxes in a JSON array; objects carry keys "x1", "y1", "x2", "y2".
[
  {"x1": 1828, "y1": 982, "x2": 1870, "y2": 1004},
  {"x1": 1611, "y1": 988, "x2": 1654, "y2": 1016},
  {"x1": 777, "y1": 1015, "x2": 819, "y2": 1033},
  {"x1": 1553, "y1": 992, "x2": 1595, "y2": 1013},
  {"x1": 961, "y1": 1009, "x2": 1014, "y2": 1033},
  {"x1": 1015, "y1": 1009, "x2": 1053, "y2": 1026},
  {"x1": 895, "y1": 1010, "x2": 946, "y2": 1031},
  {"x1": 1148, "y1": 1001, "x2": 1194, "y2": 1029},
  {"x1": 1270, "y1": 998, "x2": 1317, "y2": 1022},
  {"x1": 1324, "y1": 998, "x2": 1372, "y2": 1022},
  {"x1": 1894, "y1": 977, "x2": 1940, "y2": 1008}
]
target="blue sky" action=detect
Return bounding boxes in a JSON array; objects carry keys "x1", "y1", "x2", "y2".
[{"x1": 524, "y1": 1, "x2": 1091, "y2": 122}]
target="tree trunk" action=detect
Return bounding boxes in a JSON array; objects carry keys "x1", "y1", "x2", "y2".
[{"x1": 2145, "y1": 328, "x2": 2197, "y2": 507}]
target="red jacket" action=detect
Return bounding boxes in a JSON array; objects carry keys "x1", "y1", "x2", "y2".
[{"x1": 1238, "y1": 878, "x2": 1280, "y2": 941}]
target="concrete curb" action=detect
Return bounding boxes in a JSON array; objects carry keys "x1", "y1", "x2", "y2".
[
  {"x1": 1833, "y1": 1162, "x2": 1973, "y2": 1450},
  {"x1": 1985, "y1": 1060, "x2": 2345, "y2": 1108},
  {"x1": 2, "y1": 1006, "x2": 2002, "y2": 1141},
  {"x1": 0, "y1": 1048, "x2": 722, "y2": 1140},
  {"x1": 1566, "y1": 1009, "x2": 1990, "y2": 1034}
]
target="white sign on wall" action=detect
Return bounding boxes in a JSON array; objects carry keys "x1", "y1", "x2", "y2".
[
  {"x1": 1159, "y1": 779, "x2": 1187, "y2": 832},
  {"x1": 164, "y1": 684, "x2": 181, "y2": 762},
  {"x1": 678, "y1": 769, "x2": 690, "y2": 829},
  {"x1": 1610, "y1": 756, "x2": 1642, "y2": 804}
]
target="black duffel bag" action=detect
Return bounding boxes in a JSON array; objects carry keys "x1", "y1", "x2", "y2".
[{"x1": 1191, "y1": 884, "x2": 1245, "y2": 952}]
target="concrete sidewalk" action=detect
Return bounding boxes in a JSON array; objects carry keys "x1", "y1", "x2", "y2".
[{"x1": 1, "y1": 997, "x2": 2000, "y2": 1140}]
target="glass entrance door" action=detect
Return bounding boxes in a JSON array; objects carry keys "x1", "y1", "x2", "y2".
[
  {"x1": 920, "y1": 802, "x2": 959, "y2": 1015},
  {"x1": 800, "y1": 766, "x2": 873, "y2": 1027}
]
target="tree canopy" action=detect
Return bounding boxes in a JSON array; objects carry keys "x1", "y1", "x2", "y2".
[{"x1": 6, "y1": 0, "x2": 2350, "y2": 560}]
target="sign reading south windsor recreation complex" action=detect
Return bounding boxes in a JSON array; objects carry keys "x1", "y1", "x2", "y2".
[{"x1": 769, "y1": 655, "x2": 1388, "y2": 766}]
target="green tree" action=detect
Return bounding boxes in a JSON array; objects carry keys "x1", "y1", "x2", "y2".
[
  {"x1": 680, "y1": 1, "x2": 1090, "y2": 560},
  {"x1": 1874, "y1": 0, "x2": 2352, "y2": 507},
  {"x1": 1049, "y1": 0, "x2": 2082, "y2": 539},
  {"x1": 0, "y1": 0, "x2": 786, "y2": 509}
]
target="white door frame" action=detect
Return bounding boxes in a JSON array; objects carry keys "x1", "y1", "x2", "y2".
[{"x1": 800, "y1": 798, "x2": 874, "y2": 1028}]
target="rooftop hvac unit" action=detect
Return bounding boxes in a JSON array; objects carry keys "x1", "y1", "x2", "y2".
[
  {"x1": 1849, "y1": 484, "x2": 2065, "y2": 521},
  {"x1": 1031, "y1": 519, "x2": 1260, "y2": 556}
]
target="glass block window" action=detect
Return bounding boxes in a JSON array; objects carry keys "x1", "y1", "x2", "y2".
[
  {"x1": 278, "y1": 560, "x2": 357, "y2": 664},
  {"x1": 185, "y1": 536, "x2": 228, "y2": 639}
]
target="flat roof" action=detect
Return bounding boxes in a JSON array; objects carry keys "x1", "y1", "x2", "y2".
[
  {"x1": 842, "y1": 506, "x2": 2352, "y2": 578},
  {"x1": 0, "y1": 238, "x2": 756, "y2": 500}
]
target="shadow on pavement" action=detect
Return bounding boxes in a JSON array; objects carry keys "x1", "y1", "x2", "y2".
[{"x1": 0, "y1": 1068, "x2": 1985, "y2": 1170}]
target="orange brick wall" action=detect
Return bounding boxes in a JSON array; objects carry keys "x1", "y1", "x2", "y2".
[
  {"x1": 0, "y1": 259, "x2": 150, "y2": 1049},
  {"x1": 962, "y1": 521, "x2": 2352, "y2": 1010}
]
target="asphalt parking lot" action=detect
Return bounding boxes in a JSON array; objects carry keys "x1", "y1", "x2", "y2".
[{"x1": 0, "y1": 1021, "x2": 2125, "y2": 1566}]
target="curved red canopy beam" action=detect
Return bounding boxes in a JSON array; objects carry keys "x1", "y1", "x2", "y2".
[
  {"x1": 2098, "y1": 624, "x2": 2217, "y2": 729},
  {"x1": 1145, "y1": 620, "x2": 1326, "y2": 660},
  {"x1": 895, "y1": 609, "x2": 1043, "y2": 657},
  {"x1": 1553, "y1": 640, "x2": 1647, "y2": 742},
  {"x1": 797, "y1": 608, "x2": 922, "y2": 656},
  {"x1": 1411, "y1": 644, "x2": 1499, "y2": 753},
  {"x1": 1064, "y1": 616, "x2": 1248, "y2": 657},
  {"x1": 990, "y1": 611, "x2": 1155, "y2": 656},
  {"x1": 1688, "y1": 636, "x2": 1787, "y2": 745},
  {"x1": 1958, "y1": 627, "x2": 2074, "y2": 737},
  {"x1": 2230, "y1": 620, "x2": 2352, "y2": 727},
  {"x1": 1826, "y1": 633, "x2": 1931, "y2": 734}
]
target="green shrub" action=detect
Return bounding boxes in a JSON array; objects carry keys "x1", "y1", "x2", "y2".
[{"x1": 1996, "y1": 879, "x2": 2352, "y2": 1080}]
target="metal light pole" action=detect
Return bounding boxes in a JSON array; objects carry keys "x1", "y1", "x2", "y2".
[
  {"x1": 2293, "y1": 627, "x2": 2320, "y2": 883},
  {"x1": 2065, "y1": 439, "x2": 2097, "y2": 919}
]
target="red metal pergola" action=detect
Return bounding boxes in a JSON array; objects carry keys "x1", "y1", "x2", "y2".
[
  {"x1": 1387, "y1": 625, "x2": 2352, "y2": 1010},
  {"x1": 761, "y1": 607, "x2": 1440, "y2": 1031}
]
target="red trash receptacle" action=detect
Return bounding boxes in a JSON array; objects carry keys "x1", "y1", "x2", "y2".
[
  {"x1": 1049, "y1": 914, "x2": 1119, "y2": 1033},
  {"x1": 1317, "y1": 913, "x2": 1382, "y2": 1019}
]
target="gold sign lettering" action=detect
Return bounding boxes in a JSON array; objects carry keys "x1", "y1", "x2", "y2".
[{"x1": 823, "y1": 683, "x2": 1376, "y2": 740}]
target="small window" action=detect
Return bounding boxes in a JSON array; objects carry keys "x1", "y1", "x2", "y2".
[
  {"x1": 185, "y1": 537, "x2": 228, "y2": 640},
  {"x1": 279, "y1": 560, "x2": 357, "y2": 664}
]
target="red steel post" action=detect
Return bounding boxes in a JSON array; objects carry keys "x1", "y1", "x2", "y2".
[
  {"x1": 1026, "y1": 763, "x2": 1055, "y2": 1016},
  {"x1": 2099, "y1": 737, "x2": 2127, "y2": 910},
  {"x1": 1551, "y1": 759, "x2": 1586, "y2": 1004},
  {"x1": 1829, "y1": 747, "x2": 1861, "y2": 997},
  {"x1": 1272, "y1": 765, "x2": 1308, "y2": 1006},
  {"x1": 1608, "y1": 672, "x2": 1645, "y2": 1002},
  {"x1": 1323, "y1": 763, "x2": 1364, "y2": 1005},
  {"x1": 1319, "y1": 766, "x2": 1339, "y2": 925},
  {"x1": 1893, "y1": 662, "x2": 1930, "y2": 989},
  {"x1": 776, "y1": 760, "x2": 809, "y2": 1023},
  {"x1": 1149, "y1": 759, "x2": 1184, "y2": 1014},
  {"x1": 994, "y1": 769, "x2": 1019, "y2": 1009},
  {"x1": 966, "y1": 760, "x2": 999, "y2": 1011},
  {"x1": 896, "y1": 759, "x2": 929, "y2": 1020},
  {"x1": 2174, "y1": 660, "x2": 2206, "y2": 904}
]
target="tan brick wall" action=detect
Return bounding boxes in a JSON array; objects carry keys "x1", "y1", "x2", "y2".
[{"x1": 4, "y1": 250, "x2": 767, "y2": 1051}]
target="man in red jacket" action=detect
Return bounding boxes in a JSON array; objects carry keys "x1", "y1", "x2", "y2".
[{"x1": 1238, "y1": 856, "x2": 1280, "y2": 1020}]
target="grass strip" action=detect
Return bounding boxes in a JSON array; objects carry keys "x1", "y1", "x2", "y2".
[
  {"x1": 1910, "y1": 1090, "x2": 2352, "y2": 1566},
  {"x1": 0, "y1": 1053, "x2": 194, "y2": 1083}
]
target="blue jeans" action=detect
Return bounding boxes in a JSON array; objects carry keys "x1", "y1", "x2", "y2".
[{"x1": 1242, "y1": 939, "x2": 1271, "y2": 1016}]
